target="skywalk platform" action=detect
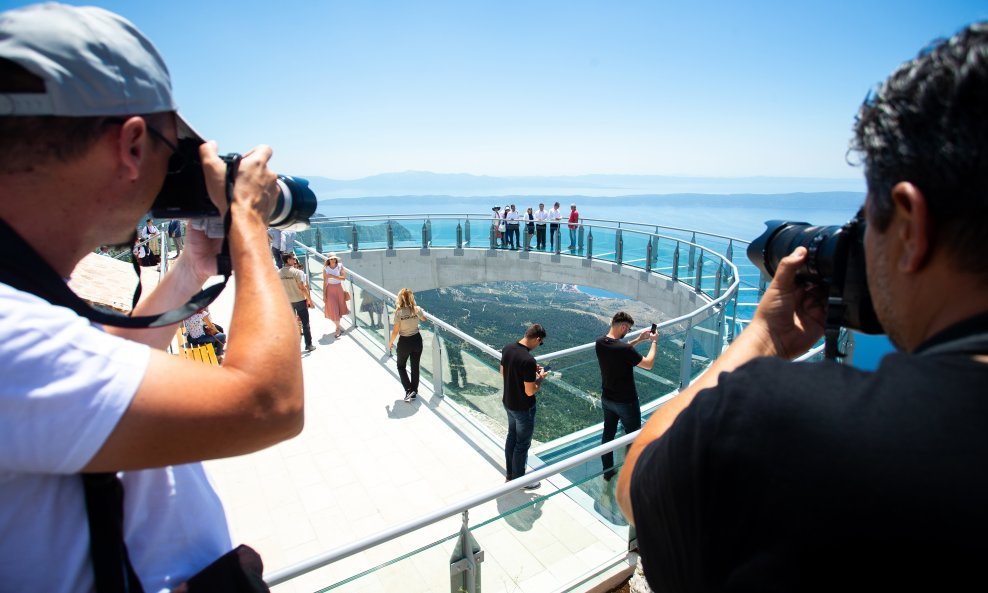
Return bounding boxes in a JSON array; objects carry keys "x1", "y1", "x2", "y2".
[{"x1": 198, "y1": 275, "x2": 631, "y2": 593}]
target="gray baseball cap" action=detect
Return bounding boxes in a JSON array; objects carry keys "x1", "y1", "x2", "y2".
[{"x1": 0, "y1": 3, "x2": 201, "y2": 140}]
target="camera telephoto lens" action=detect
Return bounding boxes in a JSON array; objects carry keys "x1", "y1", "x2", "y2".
[
  {"x1": 748, "y1": 218, "x2": 883, "y2": 334},
  {"x1": 270, "y1": 175, "x2": 317, "y2": 230}
]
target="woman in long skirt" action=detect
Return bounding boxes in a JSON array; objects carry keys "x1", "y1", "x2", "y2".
[
  {"x1": 323, "y1": 252, "x2": 349, "y2": 338},
  {"x1": 387, "y1": 288, "x2": 427, "y2": 402}
]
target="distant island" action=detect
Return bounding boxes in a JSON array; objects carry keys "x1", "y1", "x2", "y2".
[{"x1": 303, "y1": 170, "x2": 865, "y2": 200}]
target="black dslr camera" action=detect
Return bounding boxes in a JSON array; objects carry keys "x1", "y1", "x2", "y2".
[
  {"x1": 150, "y1": 137, "x2": 317, "y2": 233},
  {"x1": 747, "y1": 213, "x2": 884, "y2": 358}
]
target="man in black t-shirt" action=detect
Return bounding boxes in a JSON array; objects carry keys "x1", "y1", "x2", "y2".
[
  {"x1": 501, "y1": 323, "x2": 548, "y2": 489},
  {"x1": 595, "y1": 311, "x2": 657, "y2": 481},
  {"x1": 617, "y1": 23, "x2": 988, "y2": 592}
]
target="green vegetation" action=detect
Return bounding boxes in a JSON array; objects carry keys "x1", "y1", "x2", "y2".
[{"x1": 415, "y1": 282, "x2": 698, "y2": 441}]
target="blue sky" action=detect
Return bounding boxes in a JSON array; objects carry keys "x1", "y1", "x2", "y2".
[{"x1": 3, "y1": 0, "x2": 986, "y2": 181}]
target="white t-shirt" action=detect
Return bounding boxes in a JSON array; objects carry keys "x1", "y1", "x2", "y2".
[
  {"x1": 325, "y1": 263, "x2": 344, "y2": 285},
  {"x1": 534, "y1": 209, "x2": 549, "y2": 224},
  {"x1": 0, "y1": 283, "x2": 232, "y2": 593},
  {"x1": 549, "y1": 207, "x2": 563, "y2": 222},
  {"x1": 506, "y1": 210, "x2": 521, "y2": 223}
]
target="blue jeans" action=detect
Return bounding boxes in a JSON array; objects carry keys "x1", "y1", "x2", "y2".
[
  {"x1": 505, "y1": 405, "x2": 537, "y2": 480},
  {"x1": 569, "y1": 227, "x2": 577, "y2": 248},
  {"x1": 601, "y1": 398, "x2": 641, "y2": 479}
]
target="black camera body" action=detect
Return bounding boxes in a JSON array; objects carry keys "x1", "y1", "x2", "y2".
[
  {"x1": 747, "y1": 216, "x2": 883, "y2": 335},
  {"x1": 150, "y1": 138, "x2": 317, "y2": 230}
]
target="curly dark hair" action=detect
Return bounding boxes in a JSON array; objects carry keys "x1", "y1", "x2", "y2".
[{"x1": 851, "y1": 23, "x2": 988, "y2": 277}]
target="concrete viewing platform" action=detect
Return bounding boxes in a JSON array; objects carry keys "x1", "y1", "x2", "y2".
[{"x1": 189, "y1": 271, "x2": 630, "y2": 592}]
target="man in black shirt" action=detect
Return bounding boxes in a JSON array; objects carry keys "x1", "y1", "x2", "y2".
[
  {"x1": 501, "y1": 324, "x2": 548, "y2": 489},
  {"x1": 595, "y1": 312, "x2": 657, "y2": 481},
  {"x1": 617, "y1": 23, "x2": 988, "y2": 592}
]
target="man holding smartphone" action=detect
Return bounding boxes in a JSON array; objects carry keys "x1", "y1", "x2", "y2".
[{"x1": 595, "y1": 312, "x2": 657, "y2": 481}]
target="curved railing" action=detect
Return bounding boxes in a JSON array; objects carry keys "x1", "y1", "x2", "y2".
[
  {"x1": 292, "y1": 214, "x2": 745, "y2": 441},
  {"x1": 269, "y1": 215, "x2": 826, "y2": 591}
]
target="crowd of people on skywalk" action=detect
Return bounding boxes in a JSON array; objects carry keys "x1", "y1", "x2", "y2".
[{"x1": 492, "y1": 201, "x2": 581, "y2": 251}]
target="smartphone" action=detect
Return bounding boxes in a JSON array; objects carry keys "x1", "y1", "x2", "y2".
[
  {"x1": 543, "y1": 365, "x2": 552, "y2": 373},
  {"x1": 651, "y1": 323, "x2": 657, "y2": 333}
]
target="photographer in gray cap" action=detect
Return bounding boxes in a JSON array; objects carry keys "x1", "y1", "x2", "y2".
[{"x1": 0, "y1": 4, "x2": 303, "y2": 592}]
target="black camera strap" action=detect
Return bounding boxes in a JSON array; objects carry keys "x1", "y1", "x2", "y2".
[{"x1": 0, "y1": 157, "x2": 241, "y2": 329}]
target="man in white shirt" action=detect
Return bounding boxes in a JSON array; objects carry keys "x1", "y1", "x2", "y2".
[
  {"x1": 533, "y1": 203, "x2": 549, "y2": 250},
  {"x1": 548, "y1": 201, "x2": 563, "y2": 250},
  {"x1": 0, "y1": 5, "x2": 303, "y2": 592},
  {"x1": 505, "y1": 204, "x2": 521, "y2": 250}
]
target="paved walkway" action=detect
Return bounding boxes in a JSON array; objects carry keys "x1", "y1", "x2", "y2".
[{"x1": 180, "y1": 267, "x2": 628, "y2": 593}]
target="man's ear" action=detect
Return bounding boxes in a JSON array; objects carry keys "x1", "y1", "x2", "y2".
[
  {"x1": 113, "y1": 116, "x2": 149, "y2": 181},
  {"x1": 889, "y1": 181, "x2": 931, "y2": 273}
]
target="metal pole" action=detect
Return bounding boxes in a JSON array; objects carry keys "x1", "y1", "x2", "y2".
[
  {"x1": 727, "y1": 289, "x2": 738, "y2": 342},
  {"x1": 672, "y1": 242, "x2": 680, "y2": 281},
  {"x1": 578, "y1": 224, "x2": 585, "y2": 251},
  {"x1": 315, "y1": 226, "x2": 323, "y2": 253},
  {"x1": 615, "y1": 229, "x2": 623, "y2": 265},
  {"x1": 694, "y1": 250, "x2": 704, "y2": 293},
  {"x1": 714, "y1": 264, "x2": 723, "y2": 298},
  {"x1": 679, "y1": 322, "x2": 694, "y2": 390},
  {"x1": 464, "y1": 219, "x2": 471, "y2": 245},
  {"x1": 688, "y1": 232, "x2": 696, "y2": 273},
  {"x1": 387, "y1": 222, "x2": 394, "y2": 250},
  {"x1": 645, "y1": 239, "x2": 653, "y2": 274},
  {"x1": 586, "y1": 230, "x2": 593, "y2": 259},
  {"x1": 350, "y1": 225, "x2": 359, "y2": 252},
  {"x1": 426, "y1": 219, "x2": 433, "y2": 246},
  {"x1": 489, "y1": 225, "x2": 496, "y2": 250},
  {"x1": 432, "y1": 323, "x2": 444, "y2": 398},
  {"x1": 422, "y1": 223, "x2": 428, "y2": 249},
  {"x1": 456, "y1": 223, "x2": 463, "y2": 249}
]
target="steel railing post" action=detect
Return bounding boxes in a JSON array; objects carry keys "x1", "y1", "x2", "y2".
[
  {"x1": 694, "y1": 250, "x2": 704, "y2": 293},
  {"x1": 672, "y1": 242, "x2": 680, "y2": 281}
]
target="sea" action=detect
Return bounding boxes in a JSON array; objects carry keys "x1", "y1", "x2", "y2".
[{"x1": 316, "y1": 192, "x2": 895, "y2": 370}]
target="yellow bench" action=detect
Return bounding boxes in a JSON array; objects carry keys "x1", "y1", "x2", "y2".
[{"x1": 179, "y1": 342, "x2": 220, "y2": 365}]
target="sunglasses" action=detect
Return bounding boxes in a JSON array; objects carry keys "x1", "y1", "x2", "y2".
[{"x1": 104, "y1": 117, "x2": 189, "y2": 175}]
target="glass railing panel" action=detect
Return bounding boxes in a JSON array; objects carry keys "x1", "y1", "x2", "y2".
[
  {"x1": 307, "y1": 221, "x2": 353, "y2": 253},
  {"x1": 689, "y1": 312, "x2": 723, "y2": 381},
  {"x1": 280, "y1": 515, "x2": 465, "y2": 593},
  {"x1": 433, "y1": 326, "x2": 508, "y2": 437},
  {"x1": 619, "y1": 230, "x2": 651, "y2": 271},
  {"x1": 350, "y1": 282, "x2": 390, "y2": 345},
  {"x1": 468, "y1": 463, "x2": 631, "y2": 591},
  {"x1": 586, "y1": 226, "x2": 618, "y2": 262},
  {"x1": 389, "y1": 219, "x2": 428, "y2": 250},
  {"x1": 299, "y1": 463, "x2": 630, "y2": 593}
]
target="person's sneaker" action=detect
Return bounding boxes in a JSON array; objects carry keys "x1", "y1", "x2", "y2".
[
  {"x1": 523, "y1": 481, "x2": 541, "y2": 491},
  {"x1": 304, "y1": 344, "x2": 316, "y2": 352}
]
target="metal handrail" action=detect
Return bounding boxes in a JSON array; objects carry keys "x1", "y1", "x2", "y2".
[
  {"x1": 296, "y1": 244, "x2": 503, "y2": 359},
  {"x1": 297, "y1": 220, "x2": 743, "y2": 362},
  {"x1": 265, "y1": 429, "x2": 640, "y2": 586}
]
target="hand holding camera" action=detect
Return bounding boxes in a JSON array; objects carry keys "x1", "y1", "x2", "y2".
[{"x1": 749, "y1": 246, "x2": 829, "y2": 359}]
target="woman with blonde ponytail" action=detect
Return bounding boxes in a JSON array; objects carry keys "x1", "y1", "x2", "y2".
[{"x1": 388, "y1": 288, "x2": 427, "y2": 402}]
